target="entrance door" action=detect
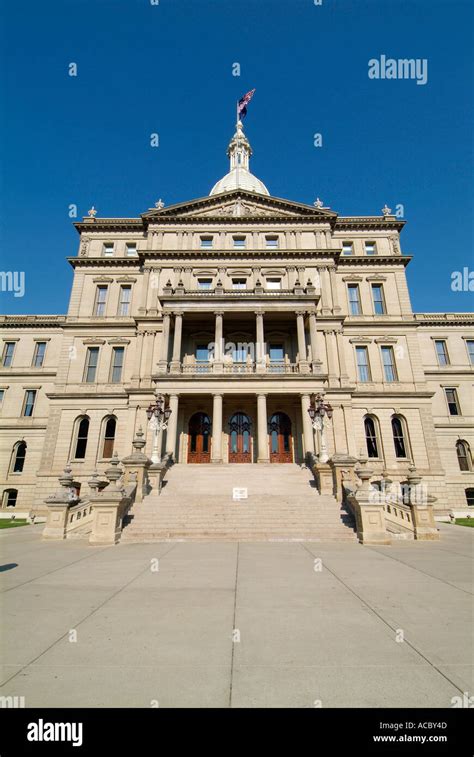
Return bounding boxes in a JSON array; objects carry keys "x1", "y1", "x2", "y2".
[
  {"x1": 269, "y1": 412, "x2": 293, "y2": 463},
  {"x1": 188, "y1": 412, "x2": 211, "y2": 463},
  {"x1": 229, "y1": 412, "x2": 252, "y2": 463}
]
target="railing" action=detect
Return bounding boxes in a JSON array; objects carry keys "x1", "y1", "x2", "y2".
[
  {"x1": 182, "y1": 363, "x2": 213, "y2": 374},
  {"x1": 179, "y1": 361, "x2": 300, "y2": 374},
  {"x1": 66, "y1": 499, "x2": 94, "y2": 538},
  {"x1": 267, "y1": 362, "x2": 299, "y2": 374},
  {"x1": 223, "y1": 363, "x2": 255, "y2": 374}
]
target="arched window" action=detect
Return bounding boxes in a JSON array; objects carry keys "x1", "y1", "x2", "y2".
[
  {"x1": 392, "y1": 416, "x2": 408, "y2": 459},
  {"x1": 73, "y1": 417, "x2": 89, "y2": 460},
  {"x1": 2, "y1": 489, "x2": 18, "y2": 508},
  {"x1": 364, "y1": 416, "x2": 379, "y2": 458},
  {"x1": 456, "y1": 440, "x2": 472, "y2": 472},
  {"x1": 102, "y1": 417, "x2": 116, "y2": 459},
  {"x1": 11, "y1": 441, "x2": 27, "y2": 473}
]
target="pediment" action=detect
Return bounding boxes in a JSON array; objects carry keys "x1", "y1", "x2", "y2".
[{"x1": 142, "y1": 190, "x2": 337, "y2": 223}]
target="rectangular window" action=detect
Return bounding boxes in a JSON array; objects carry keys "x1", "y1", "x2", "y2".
[
  {"x1": 356, "y1": 346, "x2": 371, "y2": 382},
  {"x1": 126, "y1": 243, "x2": 137, "y2": 256},
  {"x1": 232, "y1": 278, "x2": 247, "y2": 290},
  {"x1": 233, "y1": 345, "x2": 248, "y2": 363},
  {"x1": 347, "y1": 284, "x2": 361, "y2": 315},
  {"x1": 103, "y1": 243, "x2": 114, "y2": 256},
  {"x1": 365, "y1": 241, "x2": 377, "y2": 256},
  {"x1": 434, "y1": 339, "x2": 450, "y2": 366},
  {"x1": 110, "y1": 347, "x2": 124, "y2": 383},
  {"x1": 0, "y1": 389, "x2": 5, "y2": 406},
  {"x1": 269, "y1": 344, "x2": 284, "y2": 362},
  {"x1": 266, "y1": 278, "x2": 281, "y2": 290},
  {"x1": 83, "y1": 347, "x2": 99, "y2": 383},
  {"x1": 118, "y1": 286, "x2": 131, "y2": 316},
  {"x1": 381, "y1": 346, "x2": 398, "y2": 382},
  {"x1": 22, "y1": 390, "x2": 36, "y2": 417},
  {"x1": 195, "y1": 344, "x2": 209, "y2": 362},
  {"x1": 342, "y1": 241, "x2": 354, "y2": 256},
  {"x1": 466, "y1": 340, "x2": 474, "y2": 364},
  {"x1": 233, "y1": 236, "x2": 246, "y2": 249},
  {"x1": 265, "y1": 236, "x2": 279, "y2": 249},
  {"x1": 200, "y1": 236, "x2": 213, "y2": 249},
  {"x1": 197, "y1": 278, "x2": 213, "y2": 290},
  {"x1": 2, "y1": 342, "x2": 16, "y2": 367},
  {"x1": 372, "y1": 284, "x2": 386, "y2": 315},
  {"x1": 94, "y1": 286, "x2": 108, "y2": 316},
  {"x1": 445, "y1": 388, "x2": 460, "y2": 416},
  {"x1": 32, "y1": 342, "x2": 46, "y2": 368}
]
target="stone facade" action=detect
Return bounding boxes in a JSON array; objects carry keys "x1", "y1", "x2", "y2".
[{"x1": 1, "y1": 122, "x2": 473, "y2": 517}]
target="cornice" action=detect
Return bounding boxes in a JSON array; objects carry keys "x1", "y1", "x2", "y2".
[
  {"x1": 337, "y1": 255, "x2": 411, "y2": 267},
  {"x1": 68, "y1": 257, "x2": 141, "y2": 269},
  {"x1": 336, "y1": 217, "x2": 406, "y2": 232},
  {"x1": 414, "y1": 313, "x2": 474, "y2": 326},
  {"x1": 0, "y1": 315, "x2": 66, "y2": 328},
  {"x1": 74, "y1": 219, "x2": 144, "y2": 234}
]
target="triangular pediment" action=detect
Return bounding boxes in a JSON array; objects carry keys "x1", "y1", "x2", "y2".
[{"x1": 142, "y1": 190, "x2": 337, "y2": 223}]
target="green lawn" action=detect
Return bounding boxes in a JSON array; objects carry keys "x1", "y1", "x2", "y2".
[
  {"x1": 0, "y1": 519, "x2": 29, "y2": 529},
  {"x1": 454, "y1": 518, "x2": 474, "y2": 528}
]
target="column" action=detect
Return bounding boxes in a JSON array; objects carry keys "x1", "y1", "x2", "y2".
[
  {"x1": 213, "y1": 311, "x2": 224, "y2": 372},
  {"x1": 329, "y1": 265, "x2": 341, "y2": 314},
  {"x1": 335, "y1": 329, "x2": 349, "y2": 386},
  {"x1": 139, "y1": 268, "x2": 151, "y2": 314},
  {"x1": 301, "y1": 394, "x2": 315, "y2": 458},
  {"x1": 165, "y1": 394, "x2": 179, "y2": 459},
  {"x1": 132, "y1": 331, "x2": 145, "y2": 386},
  {"x1": 257, "y1": 393, "x2": 269, "y2": 463},
  {"x1": 158, "y1": 313, "x2": 171, "y2": 374},
  {"x1": 147, "y1": 266, "x2": 161, "y2": 314},
  {"x1": 325, "y1": 329, "x2": 339, "y2": 387},
  {"x1": 170, "y1": 312, "x2": 183, "y2": 372},
  {"x1": 296, "y1": 311, "x2": 310, "y2": 373},
  {"x1": 320, "y1": 266, "x2": 332, "y2": 316},
  {"x1": 308, "y1": 311, "x2": 321, "y2": 374},
  {"x1": 255, "y1": 310, "x2": 265, "y2": 373},
  {"x1": 211, "y1": 394, "x2": 223, "y2": 463}
]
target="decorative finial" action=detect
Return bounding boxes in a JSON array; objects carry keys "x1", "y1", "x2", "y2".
[
  {"x1": 314, "y1": 198, "x2": 324, "y2": 209},
  {"x1": 382, "y1": 204, "x2": 392, "y2": 216},
  {"x1": 155, "y1": 199, "x2": 165, "y2": 209},
  {"x1": 87, "y1": 206, "x2": 97, "y2": 218}
]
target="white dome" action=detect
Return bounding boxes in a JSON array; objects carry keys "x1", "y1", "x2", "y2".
[
  {"x1": 210, "y1": 168, "x2": 269, "y2": 196},
  {"x1": 210, "y1": 120, "x2": 269, "y2": 196}
]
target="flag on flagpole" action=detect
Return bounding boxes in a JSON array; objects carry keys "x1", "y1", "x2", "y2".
[{"x1": 237, "y1": 88, "x2": 256, "y2": 120}]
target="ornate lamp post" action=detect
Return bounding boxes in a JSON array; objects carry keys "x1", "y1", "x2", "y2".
[
  {"x1": 146, "y1": 394, "x2": 172, "y2": 464},
  {"x1": 308, "y1": 392, "x2": 333, "y2": 464}
]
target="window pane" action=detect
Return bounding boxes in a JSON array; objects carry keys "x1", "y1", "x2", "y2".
[
  {"x1": 365, "y1": 242, "x2": 376, "y2": 255},
  {"x1": 75, "y1": 418, "x2": 89, "y2": 459},
  {"x1": 126, "y1": 243, "x2": 137, "y2": 256},
  {"x1": 198, "y1": 279, "x2": 212, "y2": 290},
  {"x1": 267, "y1": 279, "x2": 281, "y2": 290},
  {"x1": 466, "y1": 341, "x2": 474, "y2": 364},
  {"x1": 195, "y1": 345, "x2": 209, "y2": 362},
  {"x1": 85, "y1": 348, "x2": 99, "y2": 383},
  {"x1": 392, "y1": 418, "x2": 407, "y2": 458},
  {"x1": 348, "y1": 285, "x2": 361, "y2": 315},
  {"x1": 365, "y1": 418, "x2": 379, "y2": 457},
  {"x1": 232, "y1": 279, "x2": 246, "y2": 289},
  {"x1": 23, "y1": 390, "x2": 36, "y2": 417},
  {"x1": 372, "y1": 285, "x2": 386, "y2": 314},
  {"x1": 382, "y1": 347, "x2": 397, "y2": 382},
  {"x1": 445, "y1": 388, "x2": 460, "y2": 415},
  {"x1": 13, "y1": 442, "x2": 27, "y2": 473},
  {"x1": 200, "y1": 237, "x2": 213, "y2": 248},
  {"x1": 269, "y1": 344, "x2": 284, "y2": 361},
  {"x1": 33, "y1": 342, "x2": 46, "y2": 367},
  {"x1": 456, "y1": 442, "x2": 470, "y2": 471},
  {"x1": 356, "y1": 347, "x2": 370, "y2": 381},
  {"x1": 342, "y1": 242, "x2": 353, "y2": 255},
  {"x1": 111, "y1": 348, "x2": 124, "y2": 382},
  {"x1": 119, "y1": 287, "x2": 131, "y2": 316},
  {"x1": 95, "y1": 286, "x2": 108, "y2": 316},
  {"x1": 3, "y1": 343, "x2": 15, "y2": 367},
  {"x1": 435, "y1": 340, "x2": 449, "y2": 365}
]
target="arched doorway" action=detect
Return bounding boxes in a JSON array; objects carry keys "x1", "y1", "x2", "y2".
[
  {"x1": 228, "y1": 413, "x2": 252, "y2": 463},
  {"x1": 188, "y1": 412, "x2": 211, "y2": 463},
  {"x1": 269, "y1": 412, "x2": 293, "y2": 463}
]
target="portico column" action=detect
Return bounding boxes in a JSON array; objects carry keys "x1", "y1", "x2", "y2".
[
  {"x1": 165, "y1": 394, "x2": 179, "y2": 459},
  {"x1": 213, "y1": 311, "x2": 224, "y2": 372},
  {"x1": 255, "y1": 310, "x2": 266, "y2": 373},
  {"x1": 308, "y1": 311, "x2": 321, "y2": 374},
  {"x1": 301, "y1": 394, "x2": 315, "y2": 458},
  {"x1": 170, "y1": 312, "x2": 183, "y2": 372},
  {"x1": 296, "y1": 311, "x2": 310, "y2": 374},
  {"x1": 335, "y1": 329, "x2": 350, "y2": 386},
  {"x1": 257, "y1": 393, "x2": 269, "y2": 463},
  {"x1": 158, "y1": 312, "x2": 171, "y2": 374},
  {"x1": 211, "y1": 394, "x2": 223, "y2": 463}
]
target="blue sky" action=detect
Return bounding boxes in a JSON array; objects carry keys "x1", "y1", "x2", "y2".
[{"x1": 0, "y1": 0, "x2": 472, "y2": 314}]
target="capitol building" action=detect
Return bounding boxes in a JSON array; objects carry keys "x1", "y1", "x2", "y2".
[{"x1": 1, "y1": 119, "x2": 473, "y2": 541}]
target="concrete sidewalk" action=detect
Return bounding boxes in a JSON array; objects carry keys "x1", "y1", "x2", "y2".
[{"x1": 0, "y1": 523, "x2": 472, "y2": 708}]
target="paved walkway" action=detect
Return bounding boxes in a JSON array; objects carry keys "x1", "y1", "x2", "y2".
[{"x1": 0, "y1": 524, "x2": 472, "y2": 707}]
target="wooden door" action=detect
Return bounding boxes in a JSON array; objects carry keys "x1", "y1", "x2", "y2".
[
  {"x1": 269, "y1": 412, "x2": 293, "y2": 463},
  {"x1": 188, "y1": 412, "x2": 211, "y2": 463},
  {"x1": 228, "y1": 413, "x2": 252, "y2": 463}
]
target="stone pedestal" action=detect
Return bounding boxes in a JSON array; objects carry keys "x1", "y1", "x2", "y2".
[
  {"x1": 89, "y1": 495, "x2": 124, "y2": 545},
  {"x1": 407, "y1": 467, "x2": 440, "y2": 540},
  {"x1": 42, "y1": 502, "x2": 70, "y2": 540},
  {"x1": 121, "y1": 428, "x2": 152, "y2": 503},
  {"x1": 148, "y1": 461, "x2": 168, "y2": 495},
  {"x1": 350, "y1": 458, "x2": 391, "y2": 545},
  {"x1": 314, "y1": 463, "x2": 333, "y2": 496},
  {"x1": 329, "y1": 455, "x2": 359, "y2": 500}
]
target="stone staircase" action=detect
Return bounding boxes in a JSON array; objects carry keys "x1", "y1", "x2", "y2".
[{"x1": 121, "y1": 463, "x2": 357, "y2": 543}]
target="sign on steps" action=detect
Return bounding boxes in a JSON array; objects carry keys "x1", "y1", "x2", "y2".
[{"x1": 232, "y1": 487, "x2": 248, "y2": 501}]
